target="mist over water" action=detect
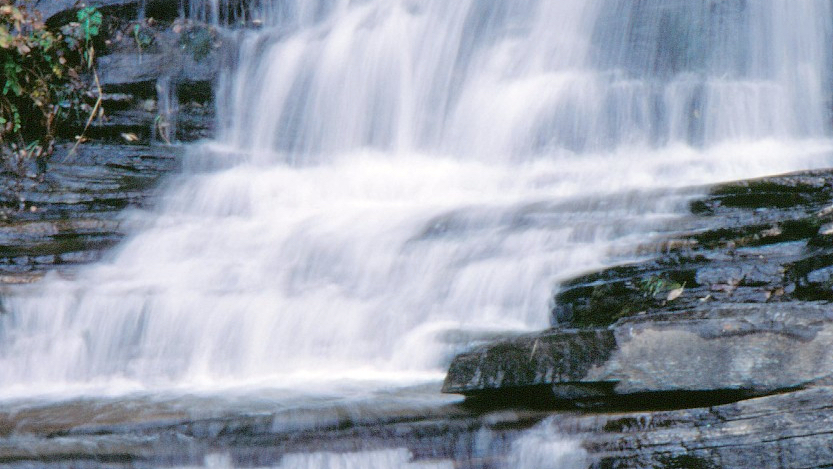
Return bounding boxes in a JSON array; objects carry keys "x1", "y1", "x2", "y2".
[{"x1": 1, "y1": 0, "x2": 832, "y2": 401}]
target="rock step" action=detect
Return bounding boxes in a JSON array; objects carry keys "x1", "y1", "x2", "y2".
[
  {"x1": 0, "y1": 143, "x2": 181, "y2": 280},
  {"x1": 553, "y1": 169, "x2": 833, "y2": 329},
  {"x1": 445, "y1": 302, "x2": 833, "y2": 401}
]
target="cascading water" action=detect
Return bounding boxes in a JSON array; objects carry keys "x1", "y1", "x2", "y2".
[{"x1": 1, "y1": 0, "x2": 832, "y2": 417}]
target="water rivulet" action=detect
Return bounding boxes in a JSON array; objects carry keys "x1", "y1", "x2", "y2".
[{"x1": 1, "y1": 0, "x2": 833, "y2": 466}]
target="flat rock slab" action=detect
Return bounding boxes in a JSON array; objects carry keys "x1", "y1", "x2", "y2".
[
  {"x1": 444, "y1": 302, "x2": 833, "y2": 399},
  {"x1": 566, "y1": 385, "x2": 833, "y2": 468}
]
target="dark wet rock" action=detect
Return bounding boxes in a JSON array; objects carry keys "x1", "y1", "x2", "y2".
[
  {"x1": 0, "y1": 392, "x2": 552, "y2": 468},
  {"x1": 446, "y1": 169, "x2": 833, "y2": 401},
  {"x1": 563, "y1": 386, "x2": 833, "y2": 469},
  {"x1": 5, "y1": 0, "x2": 201, "y2": 278},
  {"x1": 440, "y1": 167, "x2": 833, "y2": 467},
  {"x1": 96, "y1": 19, "x2": 221, "y2": 94},
  {"x1": 553, "y1": 169, "x2": 833, "y2": 328},
  {"x1": 443, "y1": 329, "x2": 617, "y2": 398},
  {"x1": 67, "y1": 100, "x2": 215, "y2": 144},
  {"x1": 97, "y1": 52, "x2": 217, "y2": 90},
  {"x1": 90, "y1": 16, "x2": 220, "y2": 143},
  {"x1": 0, "y1": 143, "x2": 181, "y2": 281},
  {"x1": 36, "y1": 0, "x2": 181, "y2": 25}
]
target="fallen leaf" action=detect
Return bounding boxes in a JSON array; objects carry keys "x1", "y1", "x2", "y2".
[
  {"x1": 760, "y1": 225, "x2": 782, "y2": 237},
  {"x1": 666, "y1": 282, "x2": 686, "y2": 301},
  {"x1": 121, "y1": 132, "x2": 139, "y2": 143}
]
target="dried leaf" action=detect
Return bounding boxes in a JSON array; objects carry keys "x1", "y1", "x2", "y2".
[
  {"x1": 666, "y1": 282, "x2": 686, "y2": 302},
  {"x1": 121, "y1": 132, "x2": 139, "y2": 142}
]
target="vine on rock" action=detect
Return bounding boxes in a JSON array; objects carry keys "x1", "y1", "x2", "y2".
[{"x1": 0, "y1": 1, "x2": 101, "y2": 178}]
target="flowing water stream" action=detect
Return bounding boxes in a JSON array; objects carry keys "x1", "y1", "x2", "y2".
[{"x1": 2, "y1": 1, "x2": 833, "y2": 467}]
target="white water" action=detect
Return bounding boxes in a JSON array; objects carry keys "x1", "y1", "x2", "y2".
[{"x1": 1, "y1": 0, "x2": 833, "y2": 401}]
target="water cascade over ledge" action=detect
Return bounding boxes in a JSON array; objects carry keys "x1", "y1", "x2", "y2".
[{"x1": 1, "y1": 0, "x2": 833, "y2": 403}]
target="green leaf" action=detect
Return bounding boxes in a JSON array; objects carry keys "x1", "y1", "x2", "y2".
[
  {"x1": 77, "y1": 7, "x2": 102, "y2": 42},
  {"x1": 0, "y1": 25, "x2": 11, "y2": 49}
]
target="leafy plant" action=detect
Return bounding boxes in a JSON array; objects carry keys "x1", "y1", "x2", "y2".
[
  {"x1": 76, "y1": 6, "x2": 101, "y2": 67},
  {"x1": 133, "y1": 23, "x2": 154, "y2": 54},
  {"x1": 179, "y1": 25, "x2": 214, "y2": 61},
  {"x1": 639, "y1": 276, "x2": 681, "y2": 298},
  {"x1": 0, "y1": 1, "x2": 102, "y2": 178},
  {"x1": 638, "y1": 275, "x2": 685, "y2": 302}
]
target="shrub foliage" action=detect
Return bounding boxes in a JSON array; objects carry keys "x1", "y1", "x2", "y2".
[{"x1": 0, "y1": 1, "x2": 101, "y2": 176}]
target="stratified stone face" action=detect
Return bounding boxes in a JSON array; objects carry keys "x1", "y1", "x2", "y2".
[
  {"x1": 443, "y1": 302, "x2": 833, "y2": 400},
  {"x1": 560, "y1": 385, "x2": 833, "y2": 468},
  {"x1": 443, "y1": 329, "x2": 617, "y2": 395},
  {"x1": 444, "y1": 169, "x2": 833, "y2": 405},
  {"x1": 553, "y1": 170, "x2": 833, "y2": 330}
]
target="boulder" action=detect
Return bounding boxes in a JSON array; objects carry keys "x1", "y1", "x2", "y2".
[{"x1": 444, "y1": 302, "x2": 833, "y2": 400}]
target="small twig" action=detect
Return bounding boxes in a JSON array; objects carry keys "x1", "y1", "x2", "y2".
[{"x1": 68, "y1": 64, "x2": 102, "y2": 155}]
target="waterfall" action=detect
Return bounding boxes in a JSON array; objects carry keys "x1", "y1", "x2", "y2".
[
  {"x1": 1, "y1": 0, "x2": 832, "y2": 398},
  {"x1": 216, "y1": 0, "x2": 831, "y2": 158}
]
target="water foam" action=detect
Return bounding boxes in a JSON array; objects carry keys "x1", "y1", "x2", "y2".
[{"x1": 0, "y1": 0, "x2": 831, "y2": 397}]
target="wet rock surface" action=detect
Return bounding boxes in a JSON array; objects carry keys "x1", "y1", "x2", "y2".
[
  {"x1": 37, "y1": 0, "x2": 181, "y2": 25},
  {"x1": 554, "y1": 171, "x2": 833, "y2": 328},
  {"x1": 447, "y1": 169, "x2": 833, "y2": 398},
  {"x1": 0, "y1": 394, "x2": 545, "y2": 469},
  {"x1": 440, "y1": 168, "x2": 833, "y2": 467},
  {"x1": 445, "y1": 302, "x2": 833, "y2": 399},
  {"x1": 0, "y1": 1, "x2": 219, "y2": 282},
  {"x1": 559, "y1": 385, "x2": 833, "y2": 469},
  {"x1": 0, "y1": 143, "x2": 181, "y2": 282},
  {"x1": 2, "y1": 385, "x2": 832, "y2": 469}
]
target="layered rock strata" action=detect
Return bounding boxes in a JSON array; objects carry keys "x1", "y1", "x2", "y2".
[{"x1": 443, "y1": 169, "x2": 833, "y2": 467}]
